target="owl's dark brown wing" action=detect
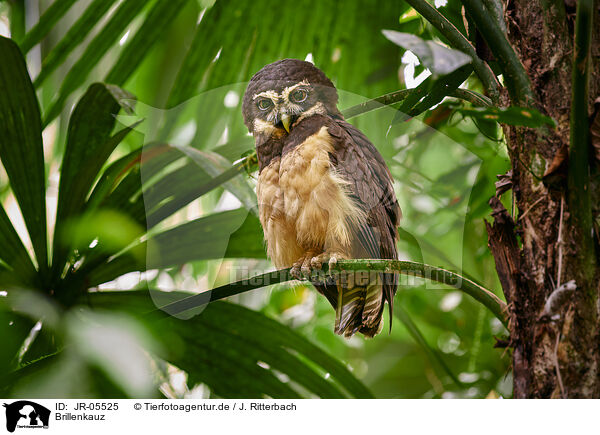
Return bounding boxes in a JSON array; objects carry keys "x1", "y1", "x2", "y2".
[{"x1": 327, "y1": 118, "x2": 401, "y2": 332}]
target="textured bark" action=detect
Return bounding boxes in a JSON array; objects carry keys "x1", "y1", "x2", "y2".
[{"x1": 484, "y1": 0, "x2": 600, "y2": 398}]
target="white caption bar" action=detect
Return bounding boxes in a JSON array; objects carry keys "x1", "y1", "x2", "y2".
[{"x1": 1, "y1": 399, "x2": 598, "y2": 434}]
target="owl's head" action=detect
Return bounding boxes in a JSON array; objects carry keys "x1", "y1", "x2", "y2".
[{"x1": 242, "y1": 59, "x2": 340, "y2": 137}]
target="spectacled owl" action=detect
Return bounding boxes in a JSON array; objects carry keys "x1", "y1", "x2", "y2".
[{"x1": 242, "y1": 59, "x2": 400, "y2": 337}]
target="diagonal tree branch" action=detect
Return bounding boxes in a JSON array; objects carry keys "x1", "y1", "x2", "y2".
[
  {"x1": 460, "y1": 0, "x2": 534, "y2": 105},
  {"x1": 403, "y1": 0, "x2": 501, "y2": 103}
]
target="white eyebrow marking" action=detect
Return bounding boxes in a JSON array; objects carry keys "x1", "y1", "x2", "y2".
[
  {"x1": 253, "y1": 79, "x2": 311, "y2": 102},
  {"x1": 281, "y1": 79, "x2": 310, "y2": 101},
  {"x1": 253, "y1": 90, "x2": 279, "y2": 100}
]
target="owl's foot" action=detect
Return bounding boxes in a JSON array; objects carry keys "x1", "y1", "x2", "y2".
[
  {"x1": 310, "y1": 251, "x2": 347, "y2": 275},
  {"x1": 290, "y1": 251, "x2": 347, "y2": 280},
  {"x1": 290, "y1": 250, "x2": 320, "y2": 280}
]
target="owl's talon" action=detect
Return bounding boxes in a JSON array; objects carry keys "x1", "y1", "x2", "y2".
[
  {"x1": 301, "y1": 256, "x2": 313, "y2": 278},
  {"x1": 328, "y1": 255, "x2": 338, "y2": 273},
  {"x1": 310, "y1": 251, "x2": 344, "y2": 276},
  {"x1": 290, "y1": 262, "x2": 303, "y2": 280},
  {"x1": 310, "y1": 256, "x2": 324, "y2": 270}
]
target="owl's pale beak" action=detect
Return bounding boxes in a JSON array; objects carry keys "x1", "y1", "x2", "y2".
[{"x1": 281, "y1": 113, "x2": 291, "y2": 133}]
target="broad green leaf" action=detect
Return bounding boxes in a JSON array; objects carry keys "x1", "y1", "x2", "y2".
[
  {"x1": 452, "y1": 105, "x2": 557, "y2": 128},
  {"x1": 410, "y1": 64, "x2": 473, "y2": 116},
  {"x1": 70, "y1": 144, "x2": 257, "y2": 285},
  {"x1": 90, "y1": 143, "x2": 246, "y2": 229},
  {"x1": 175, "y1": 146, "x2": 257, "y2": 213},
  {"x1": 382, "y1": 30, "x2": 472, "y2": 76},
  {"x1": 0, "y1": 36, "x2": 48, "y2": 275},
  {"x1": 86, "y1": 148, "x2": 143, "y2": 212},
  {"x1": 0, "y1": 289, "x2": 61, "y2": 374},
  {"x1": 167, "y1": 0, "x2": 403, "y2": 109},
  {"x1": 105, "y1": 0, "x2": 190, "y2": 86},
  {"x1": 166, "y1": 4, "x2": 225, "y2": 108},
  {"x1": 0, "y1": 310, "x2": 37, "y2": 374},
  {"x1": 8, "y1": 0, "x2": 25, "y2": 42},
  {"x1": 212, "y1": 136, "x2": 254, "y2": 162},
  {"x1": 389, "y1": 65, "x2": 472, "y2": 125},
  {"x1": 43, "y1": 0, "x2": 150, "y2": 125},
  {"x1": 395, "y1": 304, "x2": 463, "y2": 388},
  {"x1": 52, "y1": 83, "x2": 136, "y2": 282},
  {"x1": 19, "y1": 0, "x2": 78, "y2": 53},
  {"x1": 63, "y1": 208, "x2": 145, "y2": 262},
  {"x1": 97, "y1": 143, "x2": 254, "y2": 229},
  {"x1": 89, "y1": 291, "x2": 373, "y2": 398},
  {"x1": 144, "y1": 208, "x2": 263, "y2": 267},
  {"x1": 0, "y1": 296, "x2": 157, "y2": 398},
  {"x1": 90, "y1": 143, "x2": 181, "y2": 227},
  {"x1": 85, "y1": 208, "x2": 264, "y2": 286},
  {"x1": 0, "y1": 205, "x2": 36, "y2": 286},
  {"x1": 65, "y1": 309, "x2": 158, "y2": 398},
  {"x1": 143, "y1": 161, "x2": 212, "y2": 227},
  {"x1": 34, "y1": 0, "x2": 117, "y2": 87}
]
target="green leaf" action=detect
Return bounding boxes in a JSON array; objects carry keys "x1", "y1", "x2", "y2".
[
  {"x1": 63, "y1": 208, "x2": 145, "y2": 262},
  {"x1": 382, "y1": 30, "x2": 472, "y2": 76},
  {"x1": 175, "y1": 146, "x2": 257, "y2": 213},
  {"x1": 52, "y1": 83, "x2": 136, "y2": 282},
  {"x1": 167, "y1": 0, "x2": 403, "y2": 109},
  {"x1": 89, "y1": 143, "x2": 250, "y2": 230},
  {"x1": 143, "y1": 161, "x2": 212, "y2": 227},
  {"x1": 8, "y1": 0, "x2": 25, "y2": 42},
  {"x1": 452, "y1": 105, "x2": 557, "y2": 128},
  {"x1": 105, "y1": 0, "x2": 190, "y2": 86},
  {"x1": 89, "y1": 291, "x2": 374, "y2": 398},
  {"x1": 86, "y1": 148, "x2": 143, "y2": 212},
  {"x1": 145, "y1": 208, "x2": 264, "y2": 267},
  {"x1": 19, "y1": 0, "x2": 78, "y2": 53},
  {"x1": 0, "y1": 36, "x2": 48, "y2": 276},
  {"x1": 410, "y1": 64, "x2": 473, "y2": 116},
  {"x1": 43, "y1": 0, "x2": 149, "y2": 125},
  {"x1": 395, "y1": 305, "x2": 463, "y2": 388},
  {"x1": 85, "y1": 208, "x2": 265, "y2": 286},
  {"x1": 166, "y1": 4, "x2": 226, "y2": 108},
  {"x1": 388, "y1": 65, "x2": 473, "y2": 125},
  {"x1": 0, "y1": 310, "x2": 37, "y2": 374},
  {"x1": 0, "y1": 205, "x2": 36, "y2": 286},
  {"x1": 34, "y1": 0, "x2": 117, "y2": 87}
]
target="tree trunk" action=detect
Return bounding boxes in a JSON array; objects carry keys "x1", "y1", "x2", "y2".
[{"x1": 485, "y1": 0, "x2": 600, "y2": 397}]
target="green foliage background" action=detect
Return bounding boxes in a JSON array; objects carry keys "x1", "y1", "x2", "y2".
[{"x1": 0, "y1": 0, "x2": 516, "y2": 398}]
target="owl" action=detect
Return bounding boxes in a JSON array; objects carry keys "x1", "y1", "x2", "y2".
[{"x1": 242, "y1": 59, "x2": 400, "y2": 337}]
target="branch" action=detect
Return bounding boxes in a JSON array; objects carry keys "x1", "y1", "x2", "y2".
[
  {"x1": 460, "y1": 0, "x2": 535, "y2": 105},
  {"x1": 451, "y1": 88, "x2": 492, "y2": 107},
  {"x1": 342, "y1": 89, "x2": 413, "y2": 118},
  {"x1": 342, "y1": 87, "x2": 492, "y2": 119},
  {"x1": 568, "y1": 0, "x2": 596, "y2": 283},
  {"x1": 150, "y1": 259, "x2": 508, "y2": 327},
  {"x1": 403, "y1": 0, "x2": 500, "y2": 103}
]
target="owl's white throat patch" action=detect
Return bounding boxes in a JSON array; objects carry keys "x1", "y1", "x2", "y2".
[
  {"x1": 292, "y1": 102, "x2": 327, "y2": 127},
  {"x1": 253, "y1": 118, "x2": 282, "y2": 136}
]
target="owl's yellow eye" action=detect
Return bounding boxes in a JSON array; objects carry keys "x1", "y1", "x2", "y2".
[
  {"x1": 256, "y1": 98, "x2": 273, "y2": 111},
  {"x1": 290, "y1": 88, "x2": 308, "y2": 103}
]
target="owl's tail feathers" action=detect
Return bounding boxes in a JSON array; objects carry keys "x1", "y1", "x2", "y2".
[
  {"x1": 334, "y1": 286, "x2": 366, "y2": 337},
  {"x1": 333, "y1": 272, "x2": 385, "y2": 338},
  {"x1": 358, "y1": 280, "x2": 385, "y2": 337}
]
